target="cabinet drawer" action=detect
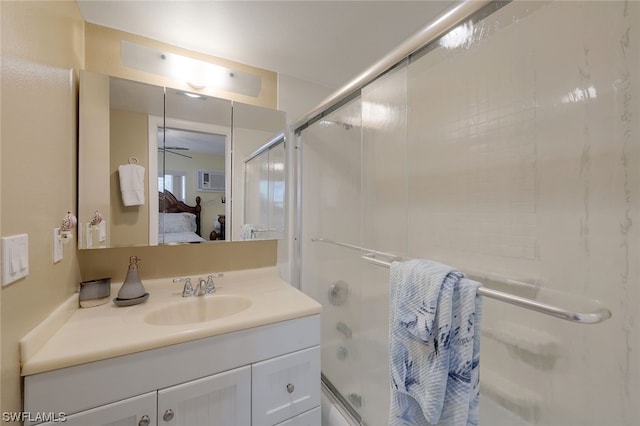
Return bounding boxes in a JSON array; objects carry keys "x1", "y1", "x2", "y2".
[
  {"x1": 274, "y1": 407, "x2": 320, "y2": 426},
  {"x1": 252, "y1": 346, "x2": 320, "y2": 426}
]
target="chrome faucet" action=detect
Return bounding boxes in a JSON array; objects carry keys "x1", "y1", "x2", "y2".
[
  {"x1": 194, "y1": 276, "x2": 216, "y2": 296},
  {"x1": 203, "y1": 275, "x2": 216, "y2": 294},
  {"x1": 173, "y1": 276, "x2": 217, "y2": 297},
  {"x1": 173, "y1": 277, "x2": 196, "y2": 297}
]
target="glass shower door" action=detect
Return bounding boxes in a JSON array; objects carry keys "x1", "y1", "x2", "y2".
[{"x1": 300, "y1": 97, "x2": 366, "y2": 421}]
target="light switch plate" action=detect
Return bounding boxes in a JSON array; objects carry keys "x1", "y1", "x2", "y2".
[
  {"x1": 53, "y1": 228, "x2": 63, "y2": 263},
  {"x1": 2, "y1": 234, "x2": 29, "y2": 286}
]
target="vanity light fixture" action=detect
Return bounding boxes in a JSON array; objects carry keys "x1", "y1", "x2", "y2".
[{"x1": 120, "y1": 41, "x2": 262, "y2": 97}]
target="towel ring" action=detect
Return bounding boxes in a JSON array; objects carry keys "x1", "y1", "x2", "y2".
[{"x1": 128, "y1": 156, "x2": 139, "y2": 164}]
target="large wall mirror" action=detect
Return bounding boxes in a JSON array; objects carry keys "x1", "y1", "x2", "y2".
[{"x1": 78, "y1": 71, "x2": 286, "y2": 249}]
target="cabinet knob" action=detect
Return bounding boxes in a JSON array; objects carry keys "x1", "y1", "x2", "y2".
[
  {"x1": 138, "y1": 415, "x2": 150, "y2": 426},
  {"x1": 163, "y1": 409, "x2": 175, "y2": 422},
  {"x1": 286, "y1": 383, "x2": 295, "y2": 393}
]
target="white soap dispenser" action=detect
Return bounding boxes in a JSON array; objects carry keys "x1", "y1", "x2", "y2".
[{"x1": 114, "y1": 256, "x2": 148, "y2": 306}]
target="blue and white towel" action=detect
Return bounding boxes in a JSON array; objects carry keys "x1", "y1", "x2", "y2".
[{"x1": 389, "y1": 259, "x2": 482, "y2": 426}]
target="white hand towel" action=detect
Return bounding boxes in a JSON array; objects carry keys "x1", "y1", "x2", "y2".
[{"x1": 118, "y1": 164, "x2": 145, "y2": 206}]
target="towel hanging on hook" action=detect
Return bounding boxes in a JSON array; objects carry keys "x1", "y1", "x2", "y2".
[{"x1": 119, "y1": 161, "x2": 145, "y2": 206}]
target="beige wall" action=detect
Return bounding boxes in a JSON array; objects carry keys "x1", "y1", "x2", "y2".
[
  {"x1": 78, "y1": 240, "x2": 277, "y2": 283},
  {"x1": 1, "y1": 0, "x2": 84, "y2": 415},
  {"x1": 85, "y1": 23, "x2": 278, "y2": 109}
]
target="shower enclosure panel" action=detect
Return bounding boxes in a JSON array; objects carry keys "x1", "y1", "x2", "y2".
[
  {"x1": 358, "y1": 62, "x2": 410, "y2": 423},
  {"x1": 300, "y1": 67, "x2": 411, "y2": 424},
  {"x1": 300, "y1": 98, "x2": 367, "y2": 420},
  {"x1": 299, "y1": 1, "x2": 639, "y2": 425}
]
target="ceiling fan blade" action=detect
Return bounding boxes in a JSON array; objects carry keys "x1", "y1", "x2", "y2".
[{"x1": 158, "y1": 148, "x2": 192, "y2": 159}]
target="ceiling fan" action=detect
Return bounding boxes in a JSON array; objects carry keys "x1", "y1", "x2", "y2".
[{"x1": 158, "y1": 146, "x2": 192, "y2": 159}]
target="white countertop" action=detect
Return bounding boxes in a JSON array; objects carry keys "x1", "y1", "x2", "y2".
[{"x1": 21, "y1": 267, "x2": 321, "y2": 376}]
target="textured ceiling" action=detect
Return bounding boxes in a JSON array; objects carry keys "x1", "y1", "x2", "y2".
[{"x1": 76, "y1": 1, "x2": 452, "y2": 90}]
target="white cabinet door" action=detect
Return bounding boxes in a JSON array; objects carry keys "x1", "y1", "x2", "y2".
[
  {"x1": 157, "y1": 365, "x2": 251, "y2": 426},
  {"x1": 252, "y1": 346, "x2": 320, "y2": 426},
  {"x1": 38, "y1": 391, "x2": 156, "y2": 426}
]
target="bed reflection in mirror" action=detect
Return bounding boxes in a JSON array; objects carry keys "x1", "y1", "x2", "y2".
[{"x1": 157, "y1": 190, "x2": 204, "y2": 244}]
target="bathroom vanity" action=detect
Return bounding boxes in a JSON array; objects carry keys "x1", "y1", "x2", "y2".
[{"x1": 21, "y1": 267, "x2": 321, "y2": 426}]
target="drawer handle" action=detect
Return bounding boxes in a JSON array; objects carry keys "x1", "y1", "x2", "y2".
[
  {"x1": 286, "y1": 383, "x2": 295, "y2": 393},
  {"x1": 139, "y1": 415, "x2": 150, "y2": 426},
  {"x1": 163, "y1": 409, "x2": 175, "y2": 422}
]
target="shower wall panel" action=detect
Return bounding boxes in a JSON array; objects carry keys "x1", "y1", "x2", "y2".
[{"x1": 406, "y1": 2, "x2": 639, "y2": 424}]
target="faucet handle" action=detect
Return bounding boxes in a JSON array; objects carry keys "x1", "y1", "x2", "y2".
[
  {"x1": 180, "y1": 278, "x2": 195, "y2": 297},
  {"x1": 204, "y1": 276, "x2": 216, "y2": 294}
]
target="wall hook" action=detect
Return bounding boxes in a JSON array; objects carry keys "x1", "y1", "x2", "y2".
[
  {"x1": 59, "y1": 211, "x2": 77, "y2": 242},
  {"x1": 90, "y1": 211, "x2": 103, "y2": 227}
]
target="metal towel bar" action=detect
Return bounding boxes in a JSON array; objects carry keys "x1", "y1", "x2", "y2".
[
  {"x1": 311, "y1": 237, "x2": 611, "y2": 324},
  {"x1": 250, "y1": 228, "x2": 278, "y2": 237}
]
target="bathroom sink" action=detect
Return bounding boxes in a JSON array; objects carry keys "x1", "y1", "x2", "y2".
[{"x1": 144, "y1": 295, "x2": 252, "y2": 326}]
